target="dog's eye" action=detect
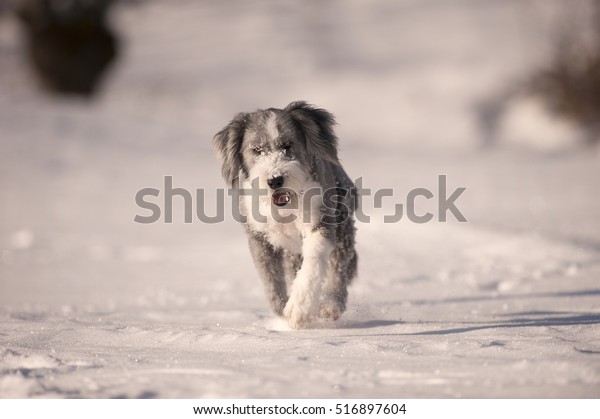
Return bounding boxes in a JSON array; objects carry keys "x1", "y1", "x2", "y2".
[
  {"x1": 252, "y1": 146, "x2": 263, "y2": 155},
  {"x1": 280, "y1": 144, "x2": 291, "y2": 154}
]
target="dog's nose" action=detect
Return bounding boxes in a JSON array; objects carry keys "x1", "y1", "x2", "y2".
[{"x1": 267, "y1": 176, "x2": 284, "y2": 189}]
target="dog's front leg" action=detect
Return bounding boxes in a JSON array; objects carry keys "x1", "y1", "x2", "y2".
[
  {"x1": 247, "y1": 233, "x2": 288, "y2": 315},
  {"x1": 284, "y1": 230, "x2": 334, "y2": 328}
]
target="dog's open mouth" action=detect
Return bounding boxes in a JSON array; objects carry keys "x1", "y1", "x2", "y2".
[{"x1": 272, "y1": 189, "x2": 292, "y2": 207}]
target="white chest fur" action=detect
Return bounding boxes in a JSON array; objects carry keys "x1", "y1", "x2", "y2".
[
  {"x1": 241, "y1": 193, "x2": 305, "y2": 254},
  {"x1": 240, "y1": 181, "x2": 322, "y2": 255}
]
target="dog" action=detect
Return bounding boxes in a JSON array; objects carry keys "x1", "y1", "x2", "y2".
[{"x1": 213, "y1": 101, "x2": 357, "y2": 329}]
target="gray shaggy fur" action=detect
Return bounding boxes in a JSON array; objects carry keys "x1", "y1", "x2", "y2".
[{"x1": 213, "y1": 101, "x2": 357, "y2": 328}]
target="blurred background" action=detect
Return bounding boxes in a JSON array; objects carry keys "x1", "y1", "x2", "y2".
[
  {"x1": 0, "y1": 0, "x2": 600, "y2": 398},
  {"x1": 1, "y1": 0, "x2": 600, "y2": 398},
  {"x1": 2, "y1": 0, "x2": 600, "y2": 145},
  {"x1": 1, "y1": 0, "x2": 600, "y2": 319}
]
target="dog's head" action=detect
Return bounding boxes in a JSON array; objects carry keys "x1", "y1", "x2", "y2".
[{"x1": 213, "y1": 101, "x2": 339, "y2": 206}]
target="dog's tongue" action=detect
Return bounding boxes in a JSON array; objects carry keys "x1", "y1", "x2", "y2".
[{"x1": 272, "y1": 190, "x2": 291, "y2": 206}]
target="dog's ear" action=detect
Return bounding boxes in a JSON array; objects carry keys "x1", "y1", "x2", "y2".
[
  {"x1": 285, "y1": 101, "x2": 339, "y2": 165},
  {"x1": 213, "y1": 112, "x2": 248, "y2": 187}
]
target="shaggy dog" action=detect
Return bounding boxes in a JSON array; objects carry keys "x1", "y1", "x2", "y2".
[{"x1": 213, "y1": 102, "x2": 357, "y2": 328}]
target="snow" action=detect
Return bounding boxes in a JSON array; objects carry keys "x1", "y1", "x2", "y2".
[{"x1": 1, "y1": 0, "x2": 600, "y2": 398}]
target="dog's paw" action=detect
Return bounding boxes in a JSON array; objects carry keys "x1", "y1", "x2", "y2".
[
  {"x1": 283, "y1": 298, "x2": 313, "y2": 329},
  {"x1": 318, "y1": 302, "x2": 341, "y2": 321}
]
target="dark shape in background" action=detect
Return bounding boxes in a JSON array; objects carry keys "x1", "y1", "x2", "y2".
[
  {"x1": 477, "y1": 0, "x2": 600, "y2": 146},
  {"x1": 16, "y1": 0, "x2": 119, "y2": 96},
  {"x1": 530, "y1": 0, "x2": 600, "y2": 143}
]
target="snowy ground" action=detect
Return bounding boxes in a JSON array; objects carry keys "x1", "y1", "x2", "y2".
[{"x1": 1, "y1": 0, "x2": 600, "y2": 398}]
